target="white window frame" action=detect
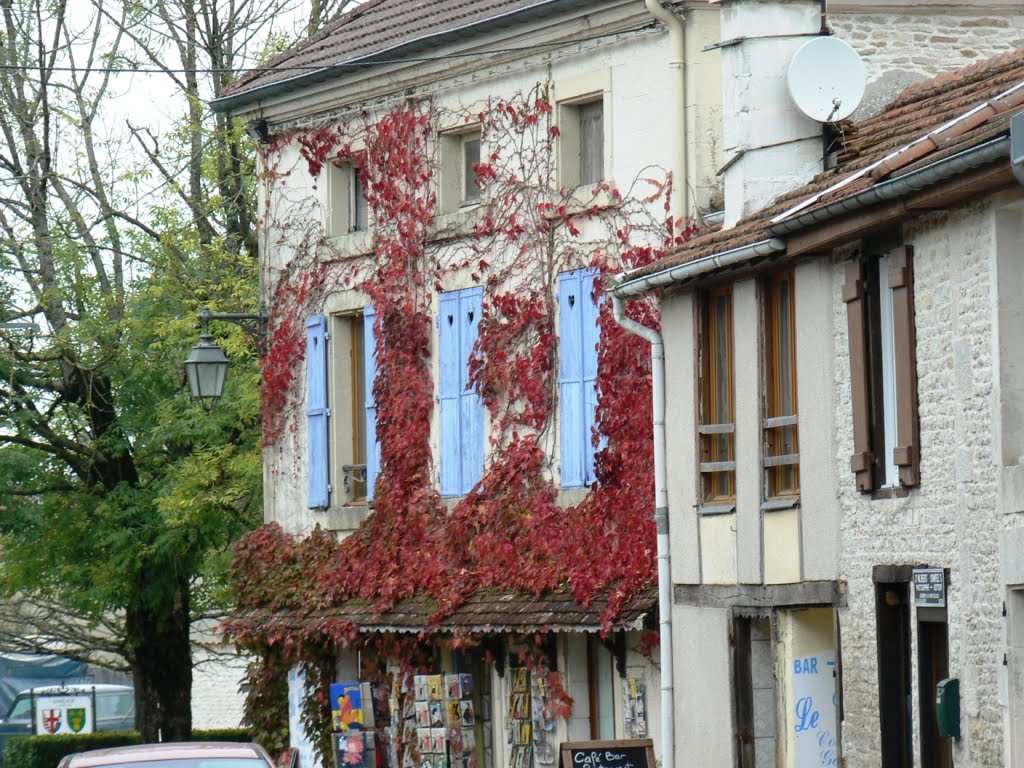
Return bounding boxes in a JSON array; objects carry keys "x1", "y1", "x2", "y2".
[
  {"x1": 326, "y1": 161, "x2": 369, "y2": 237},
  {"x1": 554, "y1": 70, "x2": 611, "y2": 190},
  {"x1": 439, "y1": 126, "x2": 483, "y2": 214}
]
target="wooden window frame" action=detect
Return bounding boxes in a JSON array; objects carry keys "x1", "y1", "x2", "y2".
[
  {"x1": 762, "y1": 271, "x2": 800, "y2": 499},
  {"x1": 699, "y1": 286, "x2": 736, "y2": 503},
  {"x1": 349, "y1": 314, "x2": 368, "y2": 500},
  {"x1": 843, "y1": 245, "x2": 920, "y2": 492}
]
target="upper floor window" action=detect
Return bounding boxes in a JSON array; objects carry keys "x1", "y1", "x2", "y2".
[
  {"x1": 763, "y1": 271, "x2": 799, "y2": 499},
  {"x1": 307, "y1": 309, "x2": 379, "y2": 509},
  {"x1": 438, "y1": 287, "x2": 484, "y2": 496},
  {"x1": 440, "y1": 128, "x2": 483, "y2": 213},
  {"x1": 559, "y1": 97, "x2": 605, "y2": 188},
  {"x1": 558, "y1": 268, "x2": 600, "y2": 488},
  {"x1": 843, "y1": 244, "x2": 920, "y2": 492},
  {"x1": 698, "y1": 286, "x2": 735, "y2": 505},
  {"x1": 326, "y1": 161, "x2": 368, "y2": 236}
]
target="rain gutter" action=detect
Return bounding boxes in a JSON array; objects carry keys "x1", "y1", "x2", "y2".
[
  {"x1": 211, "y1": 0, "x2": 598, "y2": 114},
  {"x1": 611, "y1": 238, "x2": 787, "y2": 298},
  {"x1": 609, "y1": 293, "x2": 670, "y2": 768},
  {"x1": 769, "y1": 135, "x2": 1012, "y2": 236}
]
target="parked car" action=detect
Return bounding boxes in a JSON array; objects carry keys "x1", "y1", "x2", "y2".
[
  {"x1": 57, "y1": 742, "x2": 276, "y2": 768},
  {"x1": 0, "y1": 684, "x2": 134, "y2": 762}
]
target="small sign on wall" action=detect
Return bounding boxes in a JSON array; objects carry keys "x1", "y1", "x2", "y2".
[
  {"x1": 913, "y1": 567, "x2": 946, "y2": 608},
  {"x1": 34, "y1": 694, "x2": 93, "y2": 735}
]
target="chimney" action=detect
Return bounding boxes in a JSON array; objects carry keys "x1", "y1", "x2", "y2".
[{"x1": 719, "y1": 0, "x2": 824, "y2": 228}]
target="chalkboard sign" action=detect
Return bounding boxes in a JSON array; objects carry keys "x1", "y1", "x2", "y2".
[{"x1": 560, "y1": 740, "x2": 655, "y2": 768}]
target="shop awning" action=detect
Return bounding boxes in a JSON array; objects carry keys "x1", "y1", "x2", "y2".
[{"x1": 230, "y1": 585, "x2": 658, "y2": 637}]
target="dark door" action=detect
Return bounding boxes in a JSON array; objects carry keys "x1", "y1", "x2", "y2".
[
  {"x1": 918, "y1": 616, "x2": 951, "y2": 768},
  {"x1": 876, "y1": 582, "x2": 912, "y2": 767}
]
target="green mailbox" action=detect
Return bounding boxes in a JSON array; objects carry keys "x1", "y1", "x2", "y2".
[{"x1": 936, "y1": 677, "x2": 960, "y2": 738}]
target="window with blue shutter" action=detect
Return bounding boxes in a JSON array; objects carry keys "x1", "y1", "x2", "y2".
[
  {"x1": 363, "y1": 306, "x2": 380, "y2": 501},
  {"x1": 559, "y1": 269, "x2": 601, "y2": 488},
  {"x1": 438, "y1": 287, "x2": 484, "y2": 496},
  {"x1": 306, "y1": 314, "x2": 330, "y2": 508}
]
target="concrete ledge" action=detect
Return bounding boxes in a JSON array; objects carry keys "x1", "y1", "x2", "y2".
[
  {"x1": 673, "y1": 580, "x2": 847, "y2": 609},
  {"x1": 322, "y1": 504, "x2": 371, "y2": 533}
]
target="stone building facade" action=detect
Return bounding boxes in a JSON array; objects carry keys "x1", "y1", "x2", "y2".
[{"x1": 613, "y1": 9, "x2": 1024, "y2": 766}]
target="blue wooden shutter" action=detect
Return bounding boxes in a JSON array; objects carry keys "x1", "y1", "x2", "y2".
[
  {"x1": 438, "y1": 292, "x2": 461, "y2": 495},
  {"x1": 581, "y1": 269, "x2": 602, "y2": 485},
  {"x1": 306, "y1": 315, "x2": 330, "y2": 508},
  {"x1": 363, "y1": 306, "x2": 379, "y2": 501},
  {"x1": 559, "y1": 271, "x2": 585, "y2": 487},
  {"x1": 459, "y1": 287, "x2": 484, "y2": 494}
]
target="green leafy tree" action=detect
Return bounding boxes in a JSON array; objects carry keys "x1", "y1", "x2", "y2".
[{"x1": 0, "y1": 0, "x2": 349, "y2": 742}]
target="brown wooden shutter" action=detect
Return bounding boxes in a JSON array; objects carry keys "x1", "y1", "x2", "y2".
[
  {"x1": 888, "y1": 245, "x2": 920, "y2": 487},
  {"x1": 843, "y1": 260, "x2": 873, "y2": 492}
]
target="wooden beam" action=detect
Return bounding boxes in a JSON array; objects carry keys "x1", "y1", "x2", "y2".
[
  {"x1": 783, "y1": 162, "x2": 1017, "y2": 258},
  {"x1": 673, "y1": 580, "x2": 847, "y2": 608},
  {"x1": 785, "y1": 200, "x2": 906, "y2": 258}
]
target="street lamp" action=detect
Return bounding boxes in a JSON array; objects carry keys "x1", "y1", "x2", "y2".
[{"x1": 184, "y1": 306, "x2": 268, "y2": 412}]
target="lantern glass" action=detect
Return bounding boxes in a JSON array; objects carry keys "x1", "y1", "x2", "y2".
[{"x1": 184, "y1": 334, "x2": 230, "y2": 412}]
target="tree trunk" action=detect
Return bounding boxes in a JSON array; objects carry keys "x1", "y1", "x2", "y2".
[{"x1": 126, "y1": 573, "x2": 194, "y2": 742}]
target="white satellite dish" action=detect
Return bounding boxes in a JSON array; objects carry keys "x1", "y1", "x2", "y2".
[{"x1": 787, "y1": 36, "x2": 866, "y2": 123}]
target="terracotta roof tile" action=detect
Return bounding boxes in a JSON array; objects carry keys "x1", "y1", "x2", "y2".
[
  {"x1": 628, "y1": 48, "x2": 1024, "y2": 283},
  {"x1": 222, "y1": 0, "x2": 585, "y2": 101},
  {"x1": 230, "y1": 586, "x2": 658, "y2": 635}
]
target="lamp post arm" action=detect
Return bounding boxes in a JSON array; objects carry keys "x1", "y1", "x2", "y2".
[{"x1": 198, "y1": 305, "x2": 269, "y2": 357}]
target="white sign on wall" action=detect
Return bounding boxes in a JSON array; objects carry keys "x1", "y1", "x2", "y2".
[
  {"x1": 288, "y1": 666, "x2": 320, "y2": 768},
  {"x1": 791, "y1": 650, "x2": 838, "y2": 767},
  {"x1": 34, "y1": 694, "x2": 94, "y2": 735}
]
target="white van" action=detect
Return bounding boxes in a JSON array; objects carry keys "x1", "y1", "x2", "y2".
[{"x1": 0, "y1": 685, "x2": 134, "y2": 762}]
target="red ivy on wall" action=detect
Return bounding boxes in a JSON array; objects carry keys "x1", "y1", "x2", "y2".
[{"x1": 230, "y1": 87, "x2": 696, "y2": 755}]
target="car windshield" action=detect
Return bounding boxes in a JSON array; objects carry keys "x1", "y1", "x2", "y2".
[{"x1": 6, "y1": 698, "x2": 31, "y2": 719}]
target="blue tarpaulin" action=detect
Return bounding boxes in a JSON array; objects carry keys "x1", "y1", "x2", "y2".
[{"x1": 0, "y1": 653, "x2": 88, "y2": 716}]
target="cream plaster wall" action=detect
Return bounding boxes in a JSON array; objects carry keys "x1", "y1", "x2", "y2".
[
  {"x1": 733, "y1": 278, "x2": 762, "y2": 585},
  {"x1": 793, "y1": 259, "x2": 839, "y2": 584},
  {"x1": 255, "y1": 5, "x2": 722, "y2": 535},
  {"x1": 661, "y1": 292, "x2": 699, "y2": 585},
  {"x1": 672, "y1": 604, "x2": 735, "y2": 766}
]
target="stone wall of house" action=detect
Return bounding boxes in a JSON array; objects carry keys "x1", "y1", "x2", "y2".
[
  {"x1": 831, "y1": 201, "x2": 1004, "y2": 766},
  {"x1": 831, "y1": 9, "x2": 1024, "y2": 119}
]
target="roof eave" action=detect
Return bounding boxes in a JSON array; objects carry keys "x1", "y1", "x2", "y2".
[
  {"x1": 611, "y1": 128, "x2": 1017, "y2": 298},
  {"x1": 211, "y1": 0, "x2": 597, "y2": 115}
]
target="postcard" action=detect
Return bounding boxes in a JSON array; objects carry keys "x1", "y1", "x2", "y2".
[
  {"x1": 414, "y1": 676, "x2": 429, "y2": 702},
  {"x1": 331, "y1": 681, "x2": 365, "y2": 732},
  {"x1": 459, "y1": 700, "x2": 475, "y2": 727},
  {"x1": 427, "y1": 675, "x2": 443, "y2": 701},
  {"x1": 415, "y1": 702, "x2": 430, "y2": 728},
  {"x1": 429, "y1": 701, "x2": 444, "y2": 727},
  {"x1": 430, "y1": 727, "x2": 447, "y2": 754},
  {"x1": 444, "y1": 674, "x2": 462, "y2": 701}
]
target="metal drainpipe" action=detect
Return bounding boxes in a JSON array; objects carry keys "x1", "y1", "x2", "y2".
[
  {"x1": 645, "y1": 0, "x2": 688, "y2": 222},
  {"x1": 611, "y1": 293, "x2": 672, "y2": 768}
]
